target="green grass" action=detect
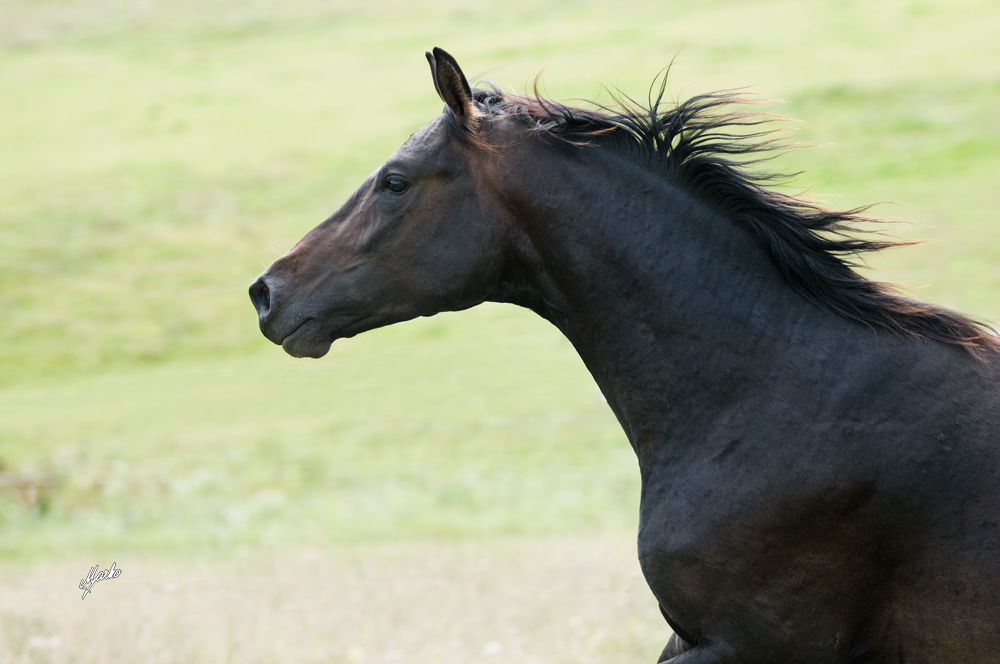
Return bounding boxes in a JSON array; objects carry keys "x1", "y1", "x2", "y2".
[
  {"x1": 1, "y1": 0, "x2": 999, "y2": 560},
  {"x1": 0, "y1": 307, "x2": 636, "y2": 558}
]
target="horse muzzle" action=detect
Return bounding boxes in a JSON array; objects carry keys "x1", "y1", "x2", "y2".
[{"x1": 249, "y1": 273, "x2": 364, "y2": 359}]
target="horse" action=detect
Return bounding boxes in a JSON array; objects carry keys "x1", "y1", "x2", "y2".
[{"x1": 249, "y1": 48, "x2": 1000, "y2": 663}]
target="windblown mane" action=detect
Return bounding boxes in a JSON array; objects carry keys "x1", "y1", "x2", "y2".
[{"x1": 456, "y1": 77, "x2": 998, "y2": 356}]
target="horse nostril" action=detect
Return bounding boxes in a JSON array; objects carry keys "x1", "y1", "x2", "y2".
[{"x1": 249, "y1": 278, "x2": 271, "y2": 316}]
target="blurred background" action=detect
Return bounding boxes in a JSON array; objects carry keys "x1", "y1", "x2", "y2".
[{"x1": 1, "y1": 0, "x2": 997, "y2": 661}]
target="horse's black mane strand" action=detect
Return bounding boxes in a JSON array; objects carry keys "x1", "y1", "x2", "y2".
[{"x1": 458, "y1": 77, "x2": 998, "y2": 356}]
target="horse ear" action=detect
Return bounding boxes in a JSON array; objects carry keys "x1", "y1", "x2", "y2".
[{"x1": 426, "y1": 47, "x2": 478, "y2": 125}]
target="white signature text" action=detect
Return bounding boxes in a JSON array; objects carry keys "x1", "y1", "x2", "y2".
[{"x1": 79, "y1": 562, "x2": 121, "y2": 599}]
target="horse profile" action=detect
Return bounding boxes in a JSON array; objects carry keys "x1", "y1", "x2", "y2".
[{"x1": 250, "y1": 48, "x2": 1000, "y2": 663}]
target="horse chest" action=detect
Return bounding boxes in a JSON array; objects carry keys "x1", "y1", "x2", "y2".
[{"x1": 632, "y1": 442, "x2": 902, "y2": 660}]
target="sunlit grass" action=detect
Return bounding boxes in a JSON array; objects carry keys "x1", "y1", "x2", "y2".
[
  {"x1": 0, "y1": 306, "x2": 636, "y2": 559},
  {"x1": 2, "y1": 0, "x2": 998, "y2": 385}
]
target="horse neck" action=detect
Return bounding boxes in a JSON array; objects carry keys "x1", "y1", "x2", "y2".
[{"x1": 491, "y1": 140, "x2": 843, "y2": 454}]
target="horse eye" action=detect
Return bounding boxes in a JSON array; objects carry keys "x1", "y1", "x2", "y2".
[{"x1": 384, "y1": 176, "x2": 408, "y2": 194}]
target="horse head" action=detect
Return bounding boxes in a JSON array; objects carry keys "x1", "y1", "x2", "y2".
[{"x1": 250, "y1": 48, "x2": 510, "y2": 358}]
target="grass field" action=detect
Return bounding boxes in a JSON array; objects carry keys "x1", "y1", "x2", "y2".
[{"x1": 1, "y1": 0, "x2": 999, "y2": 662}]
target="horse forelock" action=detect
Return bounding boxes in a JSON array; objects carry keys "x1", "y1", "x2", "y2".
[{"x1": 453, "y1": 78, "x2": 998, "y2": 357}]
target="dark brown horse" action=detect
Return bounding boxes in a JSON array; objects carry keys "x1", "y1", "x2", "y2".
[{"x1": 250, "y1": 48, "x2": 1000, "y2": 663}]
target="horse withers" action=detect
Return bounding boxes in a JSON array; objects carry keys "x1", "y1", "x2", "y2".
[{"x1": 249, "y1": 48, "x2": 1000, "y2": 663}]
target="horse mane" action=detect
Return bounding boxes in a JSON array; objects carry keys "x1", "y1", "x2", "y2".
[{"x1": 456, "y1": 76, "x2": 999, "y2": 357}]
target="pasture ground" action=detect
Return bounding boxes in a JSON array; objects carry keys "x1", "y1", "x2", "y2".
[
  {"x1": 1, "y1": 537, "x2": 666, "y2": 664},
  {"x1": 1, "y1": 0, "x2": 998, "y2": 661}
]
